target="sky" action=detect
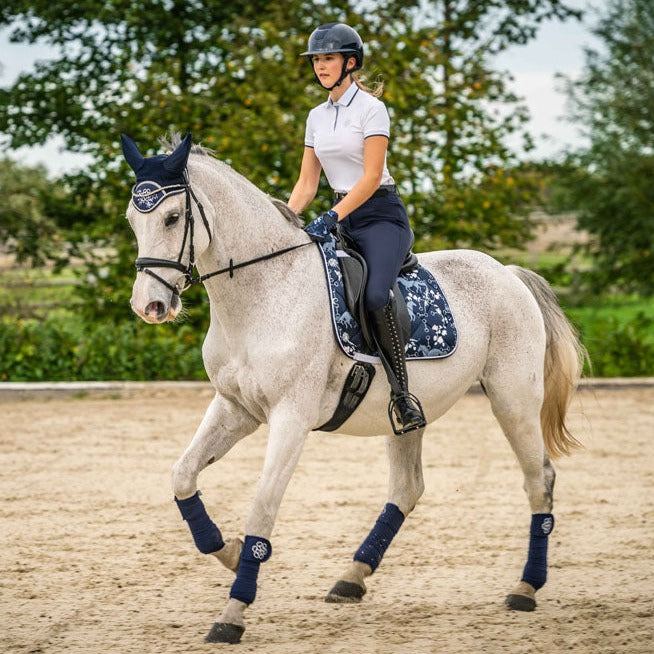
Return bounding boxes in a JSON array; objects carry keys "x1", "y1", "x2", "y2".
[{"x1": 0, "y1": 0, "x2": 606, "y2": 176}]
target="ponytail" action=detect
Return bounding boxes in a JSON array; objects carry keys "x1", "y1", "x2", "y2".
[{"x1": 352, "y1": 71, "x2": 384, "y2": 98}]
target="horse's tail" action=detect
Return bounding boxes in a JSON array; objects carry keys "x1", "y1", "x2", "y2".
[{"x1": 507, "y1": 265, "x2": 588, "y2": 458}]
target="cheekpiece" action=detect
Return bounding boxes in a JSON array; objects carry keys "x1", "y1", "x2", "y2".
[{"x1": 131, "y1": 180, "x2": 186, "y2": 213}]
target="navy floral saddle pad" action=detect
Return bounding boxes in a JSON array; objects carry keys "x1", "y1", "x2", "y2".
[{"x1": 317, "y1": 237, "x2": 458, "y2": 364}]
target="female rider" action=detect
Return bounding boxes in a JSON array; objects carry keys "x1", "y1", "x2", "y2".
[{"x1": 288, "y1": 22, "x2": 426, "y2": 434}]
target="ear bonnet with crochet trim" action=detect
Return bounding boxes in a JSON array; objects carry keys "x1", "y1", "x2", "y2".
[{"x1": 120, "y1": 133, "x2": 192, "y2": 212}]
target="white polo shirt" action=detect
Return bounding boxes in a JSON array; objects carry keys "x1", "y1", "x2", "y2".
[{"x1": 304, "y1": 83, "x2": 395, "y2": 193}]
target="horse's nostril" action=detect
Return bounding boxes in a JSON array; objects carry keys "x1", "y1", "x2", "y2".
[{"x1": 145, "y1": 301, "x2": 166, "y2": 318}]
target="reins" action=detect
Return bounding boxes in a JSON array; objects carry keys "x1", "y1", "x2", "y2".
[
  {"x1": 198, "y1": 242, "x2": 312, "y2": 283},
  {"x1": 134, "y1": 173, "x2": 312, "y2": 298}
]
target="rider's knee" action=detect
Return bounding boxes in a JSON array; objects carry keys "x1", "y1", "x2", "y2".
[{"x1": 365, "y1": 286, "x2": 390, "y2": 313}]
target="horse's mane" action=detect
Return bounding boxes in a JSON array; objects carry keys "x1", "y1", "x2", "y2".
[{"x1": 160, "y1": 132, "x2": 303, "y2": 228}]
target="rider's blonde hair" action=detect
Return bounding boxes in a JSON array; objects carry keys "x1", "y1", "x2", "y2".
[{"x1": 352, "y1": 71, "x2": 384, "y2": 97}]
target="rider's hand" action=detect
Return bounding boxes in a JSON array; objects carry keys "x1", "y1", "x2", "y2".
[{"x1": 304, "y1": 209, "x2": 339, "y2": 242}]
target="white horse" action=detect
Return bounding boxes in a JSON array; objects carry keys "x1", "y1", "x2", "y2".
[{"x1": 121, "y1": 133, "x2": 585, "y2": 644}]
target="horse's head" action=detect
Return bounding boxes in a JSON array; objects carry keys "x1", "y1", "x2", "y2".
[{"x1": 121, "y1": 133, "x2": 211, "y2": 323}]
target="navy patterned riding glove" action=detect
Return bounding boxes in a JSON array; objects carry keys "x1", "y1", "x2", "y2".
[{"x1": 304, "y1": 209, "x2": 339, "y2": 242}]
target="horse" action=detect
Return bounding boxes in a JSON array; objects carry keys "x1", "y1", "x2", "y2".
[{"x1": 120, "y1": 133, "x2": 585, "y2": 644}]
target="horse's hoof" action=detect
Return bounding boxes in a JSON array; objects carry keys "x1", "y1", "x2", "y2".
[
  {"x1": 325, "y1": 580, "x2": 366, "y2": 603},
  {"x1": 505, "y1": 593, "x2": 536, "y2": 612},
  {"x1": 205, "y1": 622, "x2": 245, "y2": 643}
]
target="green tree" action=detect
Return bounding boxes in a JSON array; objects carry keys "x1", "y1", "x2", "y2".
[
  {"x1": 369, "y1": 0, "x2": 581, "y2": 249},
  {"x1": 0, "y1": 158, "x2": 76, "y2": 266},
  {"x1": 561, "y1": 0, "x2": 654, "y2": 294},
  {"x1": 0, "y1": 1, "x2": 581, "y2": 320}
]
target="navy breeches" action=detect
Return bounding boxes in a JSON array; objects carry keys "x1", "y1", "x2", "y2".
[{"x1": 339, "y1": 193, "x2": 414, "y2": 312}]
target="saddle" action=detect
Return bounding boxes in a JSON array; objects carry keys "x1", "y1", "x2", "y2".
[{"x1": 333, "y1": 225, "x2": 418, "y2": 353}]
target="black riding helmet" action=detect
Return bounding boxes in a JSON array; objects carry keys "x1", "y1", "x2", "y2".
[{"x1": 301, "y1": 23, "x2": 364, "y2": 90}]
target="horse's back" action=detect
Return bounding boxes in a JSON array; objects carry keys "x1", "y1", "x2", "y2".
[
  {"x1": 417, "y1": 249, "x2": 542, "y2": 326},
  {"x1": 415, "y1": 247, "x2": 547, "y2": 393}
]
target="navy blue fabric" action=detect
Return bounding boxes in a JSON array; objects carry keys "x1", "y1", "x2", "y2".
[
  {"x1": 354, "y1": 503, "x2": 405, "y2": 572},
  {"x1": 521, "y1": 513, "x2": 555, "y2": 590},
  {"x1": 317, "y1": 237, "x2": 458, "y2": 360},
  {"x1": 305, "y1": 210, "x2": 339, "y2": 242},
  {"x1": 229, "y1": 536, "x2": 273, "y2": 605},
  {"x1": 175, "y1": 491, "x2": 225, "y2": 555},
  {"x1": 131, "y1": 180, "x2": 186, "y2": 213},
  {"x1": 131, "y1": 153, "x2": 187, "y2": 187},
  {"x1": 121, "y1": 133, "x2": 192, "y2": 187},
  {"x1": 339, "y1": 193, "x2": 413, "y2": 311},
  {"x1": 121, "y1": 134, "x2": 194, "y2": 213}
]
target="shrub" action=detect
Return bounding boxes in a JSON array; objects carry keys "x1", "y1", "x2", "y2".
[
  {"x1": 567, "y1": 311, "x2": 654, "y2": 377},
  {"x1": 0, "y1": 317, "x2": 206, "y2": 381}
]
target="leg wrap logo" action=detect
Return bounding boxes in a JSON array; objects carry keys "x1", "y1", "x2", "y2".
[{"x1": 251, "y1": 540, "x2": 269, "y2": 560}]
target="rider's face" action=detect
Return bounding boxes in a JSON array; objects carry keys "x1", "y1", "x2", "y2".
[{"x1": 312, "y1": 53, "x2": 354, "y2": 88}]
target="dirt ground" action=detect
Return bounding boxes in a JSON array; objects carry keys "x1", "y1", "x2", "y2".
[{"x1": 1, "y1": 385, "x2": 652, "y2": 654}]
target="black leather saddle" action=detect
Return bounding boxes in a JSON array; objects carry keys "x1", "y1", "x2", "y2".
[{"x1": 333, "y1": 225, "x2": 418, "y2": 353}]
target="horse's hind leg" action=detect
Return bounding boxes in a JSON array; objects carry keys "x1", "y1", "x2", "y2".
[
  {"x1": 326, "y1": 429, "x2": 425, "y2": 603},
  {"x1": 482, "y1": 365, "x2": 556, "y2": 612}
]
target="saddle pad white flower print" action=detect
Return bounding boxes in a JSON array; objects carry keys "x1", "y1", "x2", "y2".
[{"x1": 317, "y1": 237, "x2": 458, "y2": 361}]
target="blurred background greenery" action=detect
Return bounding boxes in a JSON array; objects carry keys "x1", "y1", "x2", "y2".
[{"x1": 1, "y1": 0, "x2": 652, "y2": 380}]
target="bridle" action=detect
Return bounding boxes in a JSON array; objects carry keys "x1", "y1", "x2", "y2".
[
  {"x1": 134, "y1": 174, "x2": 211, "y2": 298},
  {"x1": 133, "y1": 172, "x2": 312, "y2": 300}
]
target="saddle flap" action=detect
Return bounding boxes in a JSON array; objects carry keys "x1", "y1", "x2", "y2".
[
  {"x1": 316, "y1": 237, "x2": 458, "y2": 362},
  {"x1": 338, "y1": 251, "x2": 366, "y2": 316},
  {"x1": 334, "y1": 230, "x2": 411, "y2": 352}
]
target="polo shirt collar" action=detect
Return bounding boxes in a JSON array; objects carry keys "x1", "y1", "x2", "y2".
[{"x1": 327, "y1": 82, "x2": 359, "y2": 107}]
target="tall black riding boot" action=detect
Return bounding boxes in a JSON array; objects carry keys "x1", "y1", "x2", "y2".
[{"x1": 370, "y1": 293, "x2": 427, "y2": 435}]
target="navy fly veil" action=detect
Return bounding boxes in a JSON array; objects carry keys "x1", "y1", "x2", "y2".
[
  {"x1": 121, "y1": 133, "x2": 192, "y2": 213},
  {"x1": 318, "y1": 236, "x2": 458, "y2": 363}
]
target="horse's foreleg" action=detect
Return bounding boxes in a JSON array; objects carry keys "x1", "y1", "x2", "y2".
[
  {"x1": 206, "y1": 409, "x2": 310, "y2": 644},
  {"x1": 172, "y1": 393, "x2": 259, "y2": 571},
  {"x1": 326, "y1": 429, "x2": 425, "y2": 603}
]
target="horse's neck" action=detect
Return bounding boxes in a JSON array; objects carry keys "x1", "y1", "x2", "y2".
[
  {"x1": 191, "y1": 158, "x2": 312, "y2": 328},
  {"x1": 195, "y1": 158, "x2": 303, "y2": 263}
]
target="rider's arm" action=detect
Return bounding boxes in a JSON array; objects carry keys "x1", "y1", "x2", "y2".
[
  {"x1": 328, "y1": 135, "x2": 388, "y2": 220},
  {"x1": 288, "y1": 146, "x2": 322, "y2": 214}
]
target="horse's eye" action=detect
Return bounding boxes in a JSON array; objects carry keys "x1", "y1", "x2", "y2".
[{"x1": 165, "y1": 212, "x2": 180, "y2": 227}]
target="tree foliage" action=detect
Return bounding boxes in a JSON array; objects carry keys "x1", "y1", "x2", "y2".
[
  {"x1": 561, "y1": 0, "x2": 654, "y2": 294},
  {"x1": 0, "y1": 1, "x2": 581, "y2": 319},
  {"x1": 0, "y1": 158, "x2": 72, "y2": 266}
]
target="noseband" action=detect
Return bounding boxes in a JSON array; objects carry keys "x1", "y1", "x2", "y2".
[{"x1": 133, "y1": 173, "x2": 312, "y2": 301}]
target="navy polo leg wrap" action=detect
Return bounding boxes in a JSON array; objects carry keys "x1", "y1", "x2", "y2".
[
  {"x1": 175, "y1": 491, "x2": 225, "y2": 555},
  {"x1": 521, "y1": 513, "x2": 554, "y2": 590},
  {"x1": 354, "y1": 503, "x2": 405, "y2": 573},
  {"x1": 230, "y1": 535, "x2": 272, "y2": 606}
]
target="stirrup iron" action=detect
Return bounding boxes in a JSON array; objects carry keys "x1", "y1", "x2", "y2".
[{"x1": 388, "y1": 392, "x2": 426, "y2": 435}]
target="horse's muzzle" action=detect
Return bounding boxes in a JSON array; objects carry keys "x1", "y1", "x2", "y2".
[{"x1": 130, "y1": 289, "x2": 180, "y2": 324}]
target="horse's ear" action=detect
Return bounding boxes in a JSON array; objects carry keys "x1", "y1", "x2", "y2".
[
  {"x1": 164, "y1": 133, "x2": 193, "y2": 175},
  {"x1": 120, "y1": 134, "x2": 145, "y2": 173}
]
